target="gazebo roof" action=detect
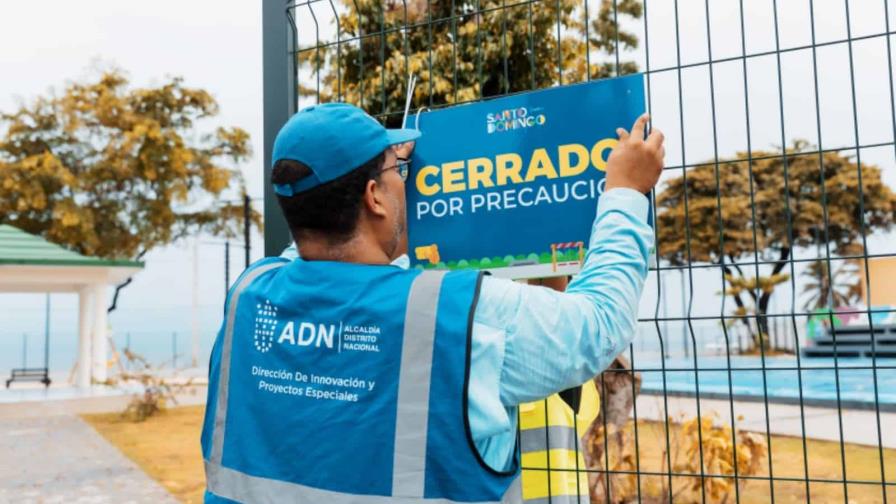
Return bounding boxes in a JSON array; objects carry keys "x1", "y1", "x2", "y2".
[
  {"x1": 0, "y1": 225, "x2": 144, "y2": 388},
  {"x1": 0, "y1": 225, "x2": 143, "y2": 267}
]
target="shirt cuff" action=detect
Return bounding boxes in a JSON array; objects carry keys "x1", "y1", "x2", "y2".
[{"x1": 597, "y1": 187, "x2": 650, "y2": 223}]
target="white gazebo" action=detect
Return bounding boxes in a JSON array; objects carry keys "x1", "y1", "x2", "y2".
[{"x1": 0, "y1": 225, "x2": 143, "y2": 388}]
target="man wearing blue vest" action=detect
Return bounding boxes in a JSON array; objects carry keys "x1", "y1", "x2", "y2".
[{"x1": 201, "y1": 102, "x2": 664, "y2": 503}]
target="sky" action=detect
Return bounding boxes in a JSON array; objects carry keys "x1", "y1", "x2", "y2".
[
  {"x1": 0, "y1": 0, "x2": 265, "y2": 372},
  {"x1": 1, "y1": 0, "x2": 895, "y2": 375}
]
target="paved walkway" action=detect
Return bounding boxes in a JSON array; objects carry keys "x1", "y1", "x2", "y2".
[{"x1": 0, "y1": 414, "x2": 178, "y2": 503}]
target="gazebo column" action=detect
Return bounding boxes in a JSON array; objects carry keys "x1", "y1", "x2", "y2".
[
  {"x1": 91, "y1": 284, "x2": 109, "y2": 383},
  {"x1": 76, "y1": 287, "x2": 92, "y2": 388}
]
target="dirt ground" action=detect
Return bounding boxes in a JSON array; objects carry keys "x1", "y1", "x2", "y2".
[{"x1": 612, "y1": 421, "x2": 896, "y2": 503}]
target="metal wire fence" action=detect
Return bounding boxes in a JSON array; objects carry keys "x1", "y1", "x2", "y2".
[{"x1": 265, "y1": 0, "x2": 896, "y2": 501}]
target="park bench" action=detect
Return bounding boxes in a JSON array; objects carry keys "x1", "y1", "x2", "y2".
[{"x1": 5, "y1": 367, "x2": 51, "y2": 388}]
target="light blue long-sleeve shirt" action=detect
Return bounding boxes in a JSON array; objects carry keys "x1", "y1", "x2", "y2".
[{"x1": 281, "y1": 187, "x2": 653, "y2": 471}]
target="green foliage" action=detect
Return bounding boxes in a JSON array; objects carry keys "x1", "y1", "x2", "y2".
[
  {"x1": 299, "y1": 0, "x2": 643, "y2": 122},
  {"x1": 421, "y1": 248, "x2": 588, "y2": 269},
  {"x1": 0, "y1": 69, "x2": 257, "y2": 261}
]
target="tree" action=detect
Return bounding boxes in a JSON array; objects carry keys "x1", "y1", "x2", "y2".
[
  {"x1": 0, "y1": 69, "x2": 259, "y2": 310},
  {"x1": 800, "y1": 259, "x2": 862, "y2": 311},
  {"x1": 656, "y1": 141, "x2": 896, "y2": 350},
  {"x1": 298, "y1": 0, "x2": 642, "y2": 122}
]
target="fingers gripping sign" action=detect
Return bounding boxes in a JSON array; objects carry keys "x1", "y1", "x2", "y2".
[{"x1": 605, "y1": 113, "x2": 665, "y2": 194}]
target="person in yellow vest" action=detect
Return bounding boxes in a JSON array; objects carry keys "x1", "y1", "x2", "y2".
[
  {"x1": 521, "y1": 277, "x2": 601, "y2": 504},
  {"x1": 520, "y1": 382, "x2": 601, "y2": 503}
]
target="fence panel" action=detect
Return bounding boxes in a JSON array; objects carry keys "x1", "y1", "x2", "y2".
[{"x1": 267, "y1": 1, "x2": 896, "y2": 501}]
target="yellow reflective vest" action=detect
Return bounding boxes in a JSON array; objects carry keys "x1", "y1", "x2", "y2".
[{"x1": 519, "y1": 380, "x2": 600, "y2": 504}]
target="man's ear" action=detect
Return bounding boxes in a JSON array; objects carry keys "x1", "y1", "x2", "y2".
[{"x1": 363, "y1": 178, "x2": 389, "y2": 218}]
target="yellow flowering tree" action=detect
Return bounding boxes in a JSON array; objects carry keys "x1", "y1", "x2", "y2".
[
  {"x1": 299, "y1": 0, "x2": 643, "y2": 122},
  {"x1": 0, "y1": 69, "x2": 258, "y2": 309},
  {"x1": 656, "y1": 141, "x2": 896, "y2": 350}
]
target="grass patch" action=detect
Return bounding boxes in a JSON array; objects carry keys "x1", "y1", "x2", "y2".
[
  {"x1": 620, "y1": 421, "x2": 896, "y2": 503},
  {"x1": 82, "y1": 405, "x2": 206, "y2": 504},
  {"x1": 83, "y1": 406, "x2": 895, "y2": 503}
]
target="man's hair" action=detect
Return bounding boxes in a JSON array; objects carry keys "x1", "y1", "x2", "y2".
[{"x1": 271, "y1": 152, "x2": 385, "y2": 244}]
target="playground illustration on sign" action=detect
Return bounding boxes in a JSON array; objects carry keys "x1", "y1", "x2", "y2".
[{"x1": 407, "y1": 74, "x2": 647, "y2": 278}]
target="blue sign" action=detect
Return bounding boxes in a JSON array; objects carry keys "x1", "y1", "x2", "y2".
[{"x1": 407, "y1": 74, "x2": 647, "y2": 278}]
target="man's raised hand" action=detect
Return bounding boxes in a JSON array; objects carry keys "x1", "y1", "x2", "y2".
[{"x1": 605, "y1": 113, "x2": 665, "y2": 194}]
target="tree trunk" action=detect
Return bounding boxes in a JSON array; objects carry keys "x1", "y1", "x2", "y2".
[
  {"x1": 755, "y1": 248, "x2": 791, "y2": 351},
  {"x1": 582, "y1": 355, "x2": 642, "y2": 504},
  {"x1": 756, "y1": 296, "x2": 772, "y2": 351},
  {"x1": 726, "y1": 260, "x2": 765, "y2": 350}
]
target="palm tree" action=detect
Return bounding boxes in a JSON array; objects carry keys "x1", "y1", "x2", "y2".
[{"x1": 800, "y1": 259, "x2": 862, "y2": 310}]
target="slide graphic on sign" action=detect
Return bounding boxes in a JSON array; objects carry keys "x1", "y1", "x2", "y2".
[{"x1": 407, "y1": 74, "x2": 649, "y2": 279}]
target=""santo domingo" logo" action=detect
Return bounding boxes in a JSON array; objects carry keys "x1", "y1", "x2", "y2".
[{"x1": 486, "y1": 107, "x2": 546, "y2": 134}]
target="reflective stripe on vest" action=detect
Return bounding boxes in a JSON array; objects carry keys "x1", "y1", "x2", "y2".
[
  {"x1": 393, "y1": 270, "x2": 445, "y2": 497},
  {"x1": 519, "y1": 425, "x2": 578, "y2": 455},
  {"x1": 210, "y1": 261, "x2": 285, "y2": 466},
  {"x1": 206, "y1": 267, "x2": 523, "y2": 503},
  {"x1": 205, "y1": 460, "x2": 523, "y2": 504}
]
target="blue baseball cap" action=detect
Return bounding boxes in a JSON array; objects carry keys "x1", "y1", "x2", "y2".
[{"x1": 272, "y1": 103, "x2": 422, "y2": 196}]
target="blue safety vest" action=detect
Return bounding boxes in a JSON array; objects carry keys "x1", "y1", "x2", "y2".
[{"x1": 201, "y1": 257, "x2": 521, "y2": 503}]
